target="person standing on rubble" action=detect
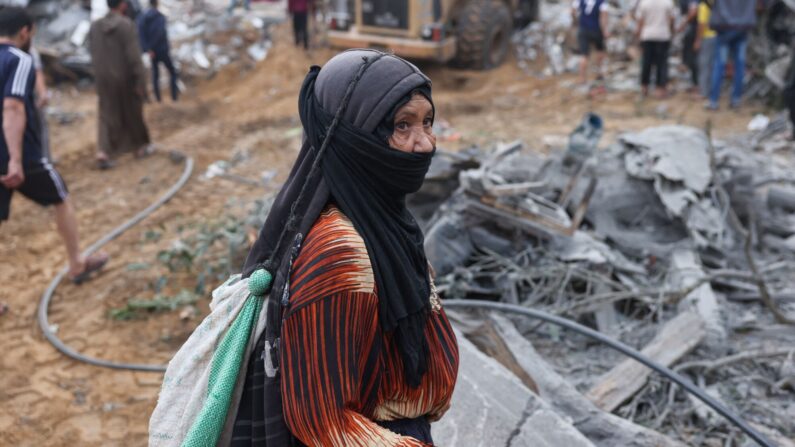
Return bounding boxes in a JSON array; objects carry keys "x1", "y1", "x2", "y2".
[
  {"x1": 138, "y1": 0, "x2": 179, "y2": 102},
  {"x1": 89, "y1": 0, "x2": 153, "y2": 169},
  {"x1": 635, "y1": 0, "x2": 675, "y2": 98},
  {"x1": 705, "y1": 0, "x2": 760, "y2": 110},
  {"x1": 694, "y1": 0, "x2": 717, "y2": 99},
  {"x1": 676, "y1": 0, "x2": 699, "y2": 95},
  {"x1": 0, "y1": 7, "x2": 109, "y2": 284},
  {"x1": 288, "y1": 0, "x2": 311, "y2": 50},
  {"x1": 571, "y1": 0, "x2": 609, "y2": 87}
]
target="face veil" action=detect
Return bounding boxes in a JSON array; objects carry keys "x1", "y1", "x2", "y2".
[{"x1": 243, "y1": 50, "x2": 437, "y2": 387}]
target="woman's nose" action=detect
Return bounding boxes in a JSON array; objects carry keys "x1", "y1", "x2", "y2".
[{"x1": 413, "y1": 131, "x2": 435, "y2": 153}]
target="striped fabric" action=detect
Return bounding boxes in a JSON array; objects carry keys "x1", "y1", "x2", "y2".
[
  {"x1": 276, "y1": 205, "x2": 460, "y2": 446},
  {"x1": 7, "y1": 47, "x2": 32, "y2": 96}
]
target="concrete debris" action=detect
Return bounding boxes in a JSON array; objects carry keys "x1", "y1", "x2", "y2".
[
  {"x1": 434, "y1": 331, "x2": 596, "y2": 447},
  {"x1": 487, "y1": 314, "x2": 687, "y2": 447},
  {"x1": 410, "y1": 113, "x2": 795, "y2": 444},
  {"x1": 29, "y1": 0, "x2": 283, "y2": 83}
]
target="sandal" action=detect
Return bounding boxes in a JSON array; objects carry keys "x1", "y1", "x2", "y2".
[
  {"x1": 97, "y1": 158, "x2": 116, "y2": 170},
  {"x1": 70, "y1": 252, "x2": 110, "y2": 285},
  {"x1": 135, "y1": 144, "x2": 156, "y2": 159}
]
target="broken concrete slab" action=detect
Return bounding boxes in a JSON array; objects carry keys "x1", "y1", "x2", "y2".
[
  {"x1": 621, "y1": 125, "x2": 712, "y2": 196},
  {"x1": 490, "y1": 315, "x2": 686, "y2": 447},
  {"x1": 434, "y1": 330, "x2": 595, "y2": 447}
]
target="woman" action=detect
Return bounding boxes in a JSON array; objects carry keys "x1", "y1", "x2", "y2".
[{"x1": 229, "y1": 50, "x2": 459, "y2": 446}]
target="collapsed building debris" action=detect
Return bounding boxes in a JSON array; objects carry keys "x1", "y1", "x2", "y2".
[
  {"x1": 412, "y1": 116, "x2": 795, "y2": 444},
  {"x1": 28, "y1": 0, "x2": 281, "y2": 83}
]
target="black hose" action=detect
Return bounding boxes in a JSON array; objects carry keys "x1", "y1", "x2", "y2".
[
  {"x1": 443, "y1": 299, "x2": 775, "y2": 447},
  {"x1": 37, "y1": 154, "x2": 194, "y2": 373}
]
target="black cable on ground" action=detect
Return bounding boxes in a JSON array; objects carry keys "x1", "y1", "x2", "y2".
[
  {"x1": 443, "y1": 299, "x2": 775, "y2": 447},
  {"x1": 37, "y1": 153, "x2": 194, "y2": 373}
]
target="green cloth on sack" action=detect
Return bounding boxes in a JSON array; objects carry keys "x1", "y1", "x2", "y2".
[{"x1": 181, "y1": 294, "x2": 262, "y2": 447}]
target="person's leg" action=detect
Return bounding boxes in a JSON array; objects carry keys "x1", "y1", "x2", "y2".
[
  {"x1": 53, "y1": 199, "x2": 83, "y2": 274},
  {"x1": 698, "y1": 36, "x2": 716, "y2": 98},
  {"x1": 593, "y1": 29, "x2": 606, "y2": 80},
  {"x1": 709, "y1": 32, "x2": 728, "y2": 108},
  {"x1": 301, "y1": 12, "x2": 309, "y2": 49},
  {"x1": 96, "y1": 90, "x2": 113, "y2": 166},
  {"x1": 656, "y1": 41, "x2": 670, "y2": 93},
  {"x1": 683, "y1": 27, "x2": 698, "y2": 87},
  {"x1": 296, "y1": 12, "x2": 308, "y2": 48},
  {"x1": 730, "y1": 31, "x2": 747, "y2": 107},
  {"x1": 577, "y1": 29, "x2": 590, "y2": 84},
  {"x1": 151, "y1": 57, "x2": 162, "y2": 102},
  {"x1": 162, "y1": 53, "x2": 179, "y2": 101},
  {"x1": 594, "y1": 51, "x2": 605, "y2": 79},
  {"x1": 20, "y1": 163, "x2": 111, "y2": 280},
  {"x1": 292, "y1": 13, "x2": 300, "y2": 46},
  {"x1": 641, "y1": 41, "x2": 653, "y2": 96}
]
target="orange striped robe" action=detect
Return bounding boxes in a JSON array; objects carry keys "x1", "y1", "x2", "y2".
[{"x1": 280, "y1": 205, "x2": 459, "y2": 446}]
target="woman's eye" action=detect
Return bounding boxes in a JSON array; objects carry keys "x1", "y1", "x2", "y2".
[
  {"x1": 423, "y1": 118, "x2": 433, "y2": 127},
  {"x1": 395, "y1": 122, "x2": 409, "y2": 131}
]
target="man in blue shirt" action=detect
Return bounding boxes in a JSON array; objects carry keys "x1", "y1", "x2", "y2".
[
  {"x1": 572, "y1": 0, "x2": 609, "y2": 86},
  {"x1": 0, "y1": 7, "x2": 108, "y2": 284},
  {"x1": 138, "y1": 0, "x2": 179, "y2": 102}
]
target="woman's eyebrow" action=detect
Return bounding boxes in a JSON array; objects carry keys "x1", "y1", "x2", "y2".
[{"x1": 395, "y1": 109, "x2": 419, "y2": 119}]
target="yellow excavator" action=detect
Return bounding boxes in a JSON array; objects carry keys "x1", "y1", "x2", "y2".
[{"x1": 326, "y1": 0, "x2": 539, "y2": 69}]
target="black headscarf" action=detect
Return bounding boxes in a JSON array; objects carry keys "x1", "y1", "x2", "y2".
[{"x1": 243, "y1": 49, "x2": 435, "y2": 387}]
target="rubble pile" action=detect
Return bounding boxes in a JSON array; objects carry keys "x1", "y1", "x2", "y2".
[
  {"x1": 414, "y1": 116, "x2": 795, "y2": 445},
  {"x1": 515, "y1": 0, "x2": 795, "y2": 100},
  {"x1": 26, "y1": 0, "x2": 281, "y2": 82}
]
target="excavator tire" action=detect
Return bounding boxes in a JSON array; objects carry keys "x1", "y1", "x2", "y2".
[{"x1": 452, "y1": 0, "x2": 513, "y2": 70}]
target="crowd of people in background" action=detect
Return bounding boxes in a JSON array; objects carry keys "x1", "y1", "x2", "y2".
[{"x1": 573, "y1": 0, "x2": 771, "y2": 112}]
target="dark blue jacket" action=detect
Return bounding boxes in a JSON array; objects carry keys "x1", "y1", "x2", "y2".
[{"x1": 137, "y1": 8, "x2": 170, "y2": 56}]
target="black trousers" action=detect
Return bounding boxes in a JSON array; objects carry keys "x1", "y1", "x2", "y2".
[
  {"x1": 682, "y1": 26, "x2": 698, "y2": 86},
  {"x1": 641, "y1": 40, "x2": 670, "y2": 88},
  {"x1": 292, "y1": 12, "x2": 308, "y2": 49},
  {"x1": 152, "y1": 52, "x2": 179, "y2": 102}
]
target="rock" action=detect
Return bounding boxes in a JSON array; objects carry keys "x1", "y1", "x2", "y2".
[{"x1": 433, "y1": 330, "x2": 594, "y2": 447}]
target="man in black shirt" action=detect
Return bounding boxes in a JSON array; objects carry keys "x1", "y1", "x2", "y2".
[{"x1": 0, "y1": 8, "x2": 108, "y2": 285}]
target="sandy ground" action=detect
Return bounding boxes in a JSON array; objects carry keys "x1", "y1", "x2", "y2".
[{"x1": 0, "y1": 24, "x2": 768, "y2": 446}]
